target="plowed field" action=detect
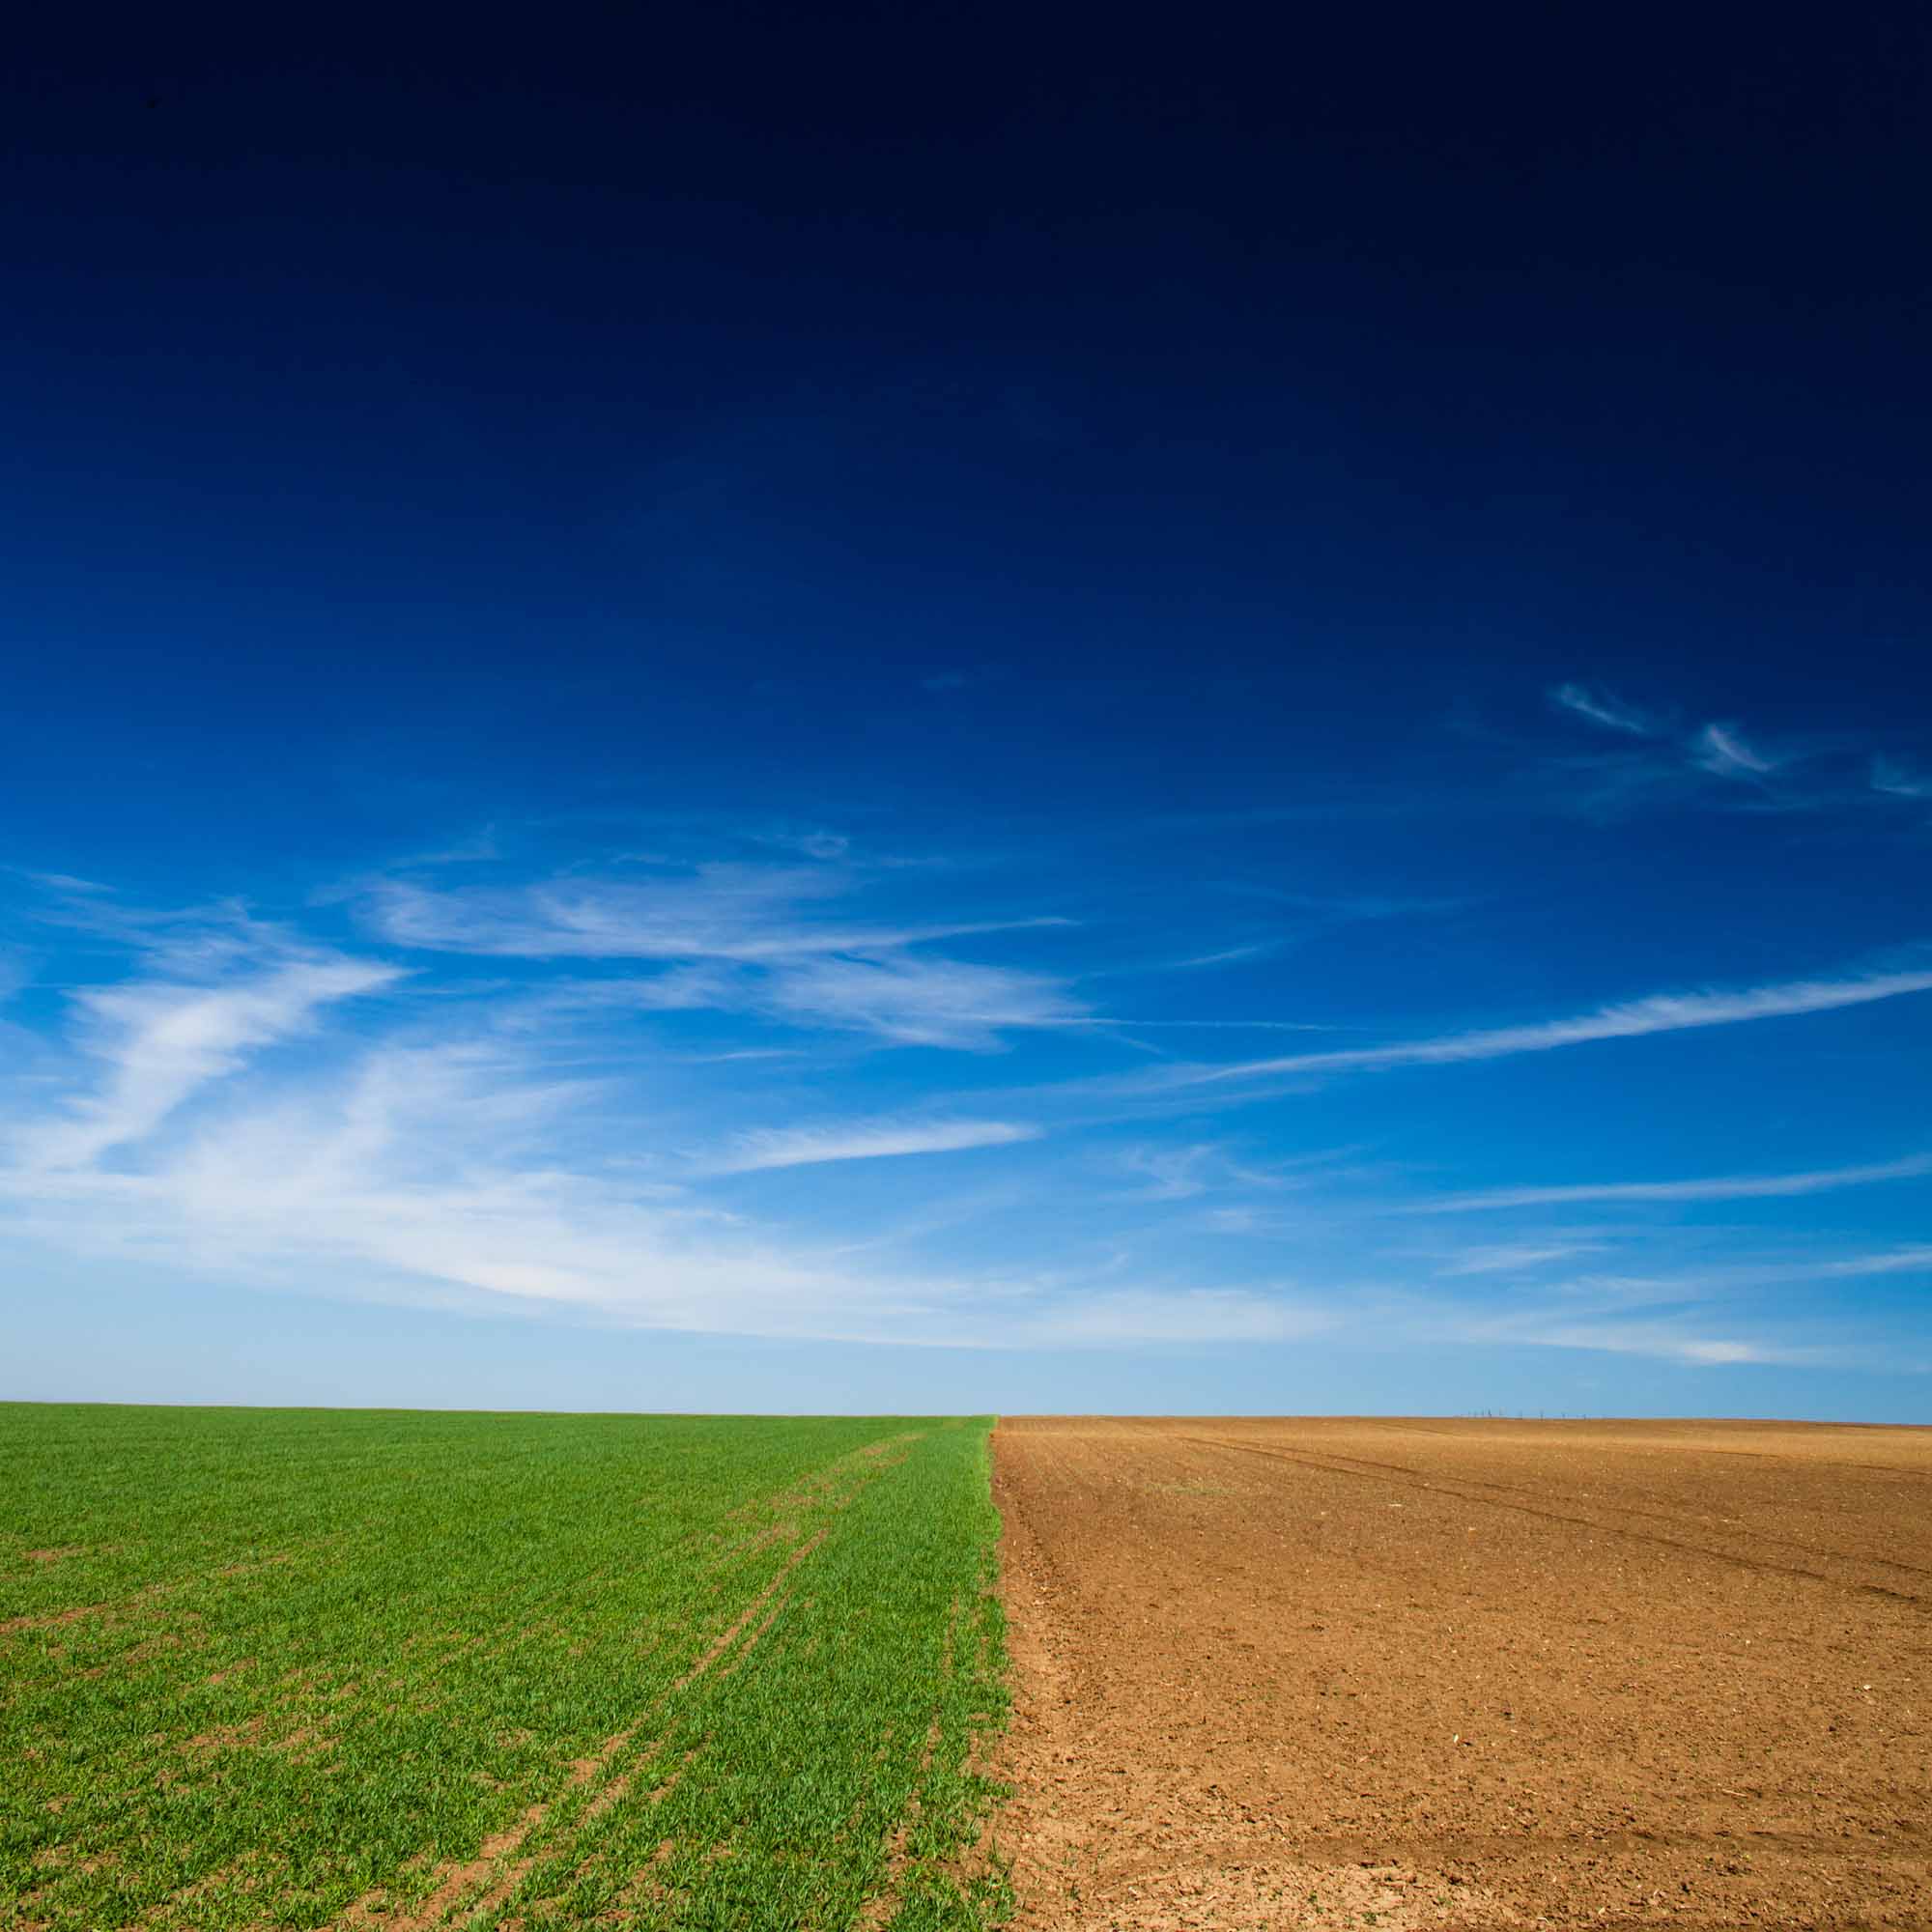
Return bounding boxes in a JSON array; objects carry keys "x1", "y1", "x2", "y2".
[{"x1": 992, "y1": 1417, "x2": 1932, "y2": 1930}]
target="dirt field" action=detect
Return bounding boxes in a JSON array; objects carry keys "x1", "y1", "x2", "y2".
[{"x1": 991, "y1": 1417, "x2": 1932, "y2": 1930}]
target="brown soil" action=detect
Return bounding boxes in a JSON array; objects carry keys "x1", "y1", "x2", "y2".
[{"x1": 992, "y1": 1417, "x2": 1932, "y2": 1930}]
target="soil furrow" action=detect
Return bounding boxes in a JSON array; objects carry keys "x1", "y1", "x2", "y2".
[
  {"x1": 1183, "y1": 1434, "x2": 1932, "y2": 1608},
  {"x1": 993, "y1": 1415, "x2": 1932, "y2": 1930}
]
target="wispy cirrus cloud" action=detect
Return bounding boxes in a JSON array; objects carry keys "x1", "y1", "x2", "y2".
[
  {"x1": 1116, "y1": 1142, "x2": 1221, "y2": 1200},
  {"x1": 1505, "y1": 1321, "x2": 1795, "y2": 1367},
  {"x1": 0, "y1": 879, "x2": 1292, "y2": 1350},
  {"x1": 754, "y1": 952, "x2": 1082, "y2": 1049},
  {"x1": 14, "y1": 949, "x2": 402, "y2": 1172},
  {"x1": 1690, "y1": 721, "x2": 1776, "y2": 781},
  {"x1": 1810, "y1": 1246, "x2": 1932, "y2": 1279},
  {"x1": 362, "y1": 869, "x2": 1067, "y2": 963},
  {"x1": 1417, "y1": 1151, "x2": 1932, "y2": 1213},
  {"x1": 1545, "y1": 680, "x2": 1929, "y2": 819},
  {"x1": 1435, "y1": 1241, "x2": 1605, "y2": 1274},
  {"x1": 1403, "y1": 1272, "x2": 1841, "y2": 1368},
  {"x1": 522, "y1": 954, "x2": 1084, "y2": 1052},
  {"x1": 1549, "y1": 683, "x2": 1662, "y2": 737},
  {"x1": 0, "y1": 948, "x2": 1897, "y2": 1367},
  {"x1": 358, "y1": 865, "x2": 1085, "y2": 1050},
  {"x1": 1111, "y1": 1139, "x2": 1322, "y2": 1201},
  {"x1": 707, "y1": 1117, "x2": 1038, "y2": 1174},
  {"x1": 1871, "y1": 756, "x2": 1932, "y2": 800},
  {"x1": 7, "y1": 825, "x2": 1929, "y2": 1379},
  {"x1": 1137, "y1": 962, "x2": 1932, "y2": 1093},
  {"x1": 0, "y1": 952, "x2": 1261, "y2": 1348}
]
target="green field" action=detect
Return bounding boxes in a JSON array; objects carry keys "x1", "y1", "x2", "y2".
[{"x1": 0, "y1": 1406, "x2": 1009, "y2": 1930}]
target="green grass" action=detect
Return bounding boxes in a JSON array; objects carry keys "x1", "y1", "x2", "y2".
[{"x1": 0, "y1": 1405, "x2": 1011, "y2": 1930}]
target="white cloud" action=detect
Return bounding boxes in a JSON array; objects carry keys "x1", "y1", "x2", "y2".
[
  {"x1": 707, "y1": 1117, "x2": 1038, "y2": 1174},
  {"x1": 6, "y1": 860, "x2": 1923, "y2": 1375},
  {"x1": 1549, "y1": 683, "x2": 1660, "y2": 736},
  {"x1": 753, "y1": 825, "x2": 851, "y2": 861},
  {"x1": 1201, "y1": 1205, "x2": 1265, "y2": 1234},
  {"x1": 0, "y1": 1036, "x2": 887, "y2": 1331},
  {"x1": 1147, "y1": 963, "x2": 1932, "y2": 1091},
  {"x1": 1423, "y1": 1290, "x2": 1815, "y2": 1367},
  {"x1": 364, "y1": 868, "x2": 1070, "y2": 964},
  {"x1": 0, "y1": 921, "x2": 1249, "y2": 1351},
  {"x1": 1516, "y1": 1321, "x2": 1790, "y2": 1366},
  {"x1": 1538, "y1": 685, "x2": 1905, "y2": 818},
  {"x1": 1519, "y1": 1322, "x2": 1777, "y2": 1363},
  {"x1": 15, "y1": 953, "x2": 402, "y2": 1171},
  {"x1": 16, "y1": 870, "x2": 113, "y2": 894},
  {"x1": 0, "y1": 1046, "x2": 1301, "y2": 1350},
  {"x1": 1118, "y1": 1143, "x2": 1219, "y2": 1200},
  {"x1": 1435, "y1": 1241, "x2": 1603, "y2": 1274},
  {"x1": 357, "y1": 869, "x2": 1083, "y2": 1050},
  {"x1": 1168, "y1": 942, "x2": 1279, "y2": 969},
  {"x1": 757, "y1": 952, "x2": 1083, "y2": 1049},
  {"x1": 365, "y1": 868, "x2": 834, "y2": 960},
  {"x1": 1692, "y1": 721, "x2": 1776, "y2": 779},
  {"x1": 1871, "y1": 756, "x2": 1932, "y2": 800},
  {"x1": 1113, "y1": 1139, "x2": 1324, "y2": 1201},
  {"x1": 1418, "y1": 1151, "x2": 1932, "y2": 1212},
  {"x1": 1814, "y1": 1246, "x2": 1932, "y2": 1279},
  {"x1": 1674, "y1": 1338, "x2": 1775, "y2": 1364}
]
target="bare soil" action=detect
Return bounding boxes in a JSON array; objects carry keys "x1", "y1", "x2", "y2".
[{"x1": 992, "y1": 1417, "x2": 1932, "y2": 1930}]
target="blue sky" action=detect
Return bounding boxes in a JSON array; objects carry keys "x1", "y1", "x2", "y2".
[{"x1": 4, "y1": 9, "x2": 1929, "y2": 1416}]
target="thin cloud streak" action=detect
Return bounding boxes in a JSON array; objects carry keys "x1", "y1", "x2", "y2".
[
  {"x1": 1693, "y1": 722, "x2": 1776, "y2": 780},
  {"x1": 362, "y1": 872, "x2": 1070, "y2": 963},
  {"x1": 757, "y1": 953, "x2": 1084, "y2": 1048},
  {"x1": 1435, "y1": 1241, "x2": 1603, "y2": 1273},
  {"x1": 1138, "y1": 965, "x2": 1932, "y2": 1092},
  {"x1": 1545, "y1": 680, "x2": 1928, "y2": 821},
  {"x1": 1549, "y1": 684, "x2": 1661, "y2": 737},
  {"x1": 1871, "y1": 756, "x2": 1932, "y2": 800},
  {"x1": 1418, "y1": 1151, "x2": 1932, "y2": 1212},
  {"x1": 1816, "y1": 1246, "x2": 1932, "y2": 1279},
  {"x1": 359, "y1": 870, "x2": 1086, "y2": 1049},
  {"x1": 707, "y1": 1118, "x2": 1039, "y2": 1174}
]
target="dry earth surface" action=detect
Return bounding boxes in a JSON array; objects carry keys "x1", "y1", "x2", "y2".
[{"x1": 991, "y1": 1417, "x2": 1932, "y2": 1931}]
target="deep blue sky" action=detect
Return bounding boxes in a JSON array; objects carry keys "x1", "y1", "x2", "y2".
[{"x1": 4, "y1": 7, "x2": 1929, "y2": 1416}]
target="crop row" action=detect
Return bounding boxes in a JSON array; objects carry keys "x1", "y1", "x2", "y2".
[{"x1": 0, "y1": 1405, "x2": 1009, "y2": 1929}]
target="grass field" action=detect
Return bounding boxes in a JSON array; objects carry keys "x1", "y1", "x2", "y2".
[{"x1": 0, "y1": 1406, "x2": 1009, "y2": 1931}]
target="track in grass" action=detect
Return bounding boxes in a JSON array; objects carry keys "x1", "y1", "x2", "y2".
[{"x1": 0, "y1": 1406, "x2": 1009, "y2": 1930}]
